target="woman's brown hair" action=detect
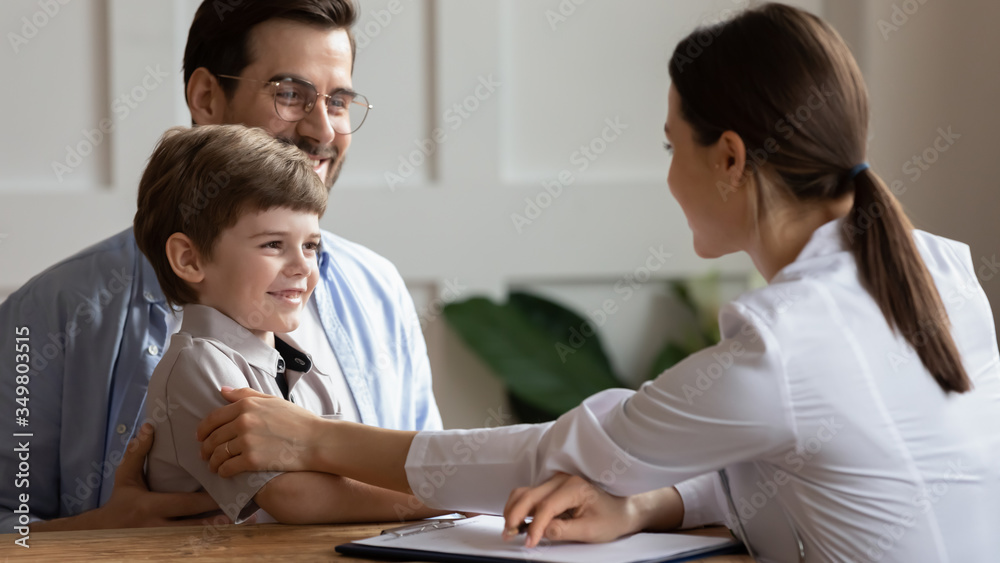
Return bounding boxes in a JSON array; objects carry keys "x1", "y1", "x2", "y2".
[{"x1": 668, "y1": 3, "x2": 970, "y2": 393}]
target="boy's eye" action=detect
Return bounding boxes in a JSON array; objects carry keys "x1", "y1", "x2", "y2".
[
  {"x1": 663, "y1": 142, "x2": 674, "y2": 155},
  {"x1": 304, "y1": 242, "x2": 320, "y2": 252},
  {"x1": 262, "y1": 241, "x2": 282, "y2": 249}
]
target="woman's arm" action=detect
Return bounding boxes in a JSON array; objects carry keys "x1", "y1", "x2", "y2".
[
  {"x1": 254, "y1": 471, "x2": 447, "y2": 524},
  {"x1": 201, "y1": 305, "x2": 794, "y2": 516},
  {"x1": 198, "y1": 387, "x2": 417, "y2": 493}
]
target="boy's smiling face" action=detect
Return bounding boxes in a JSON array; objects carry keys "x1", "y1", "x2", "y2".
[{"x1": 196, "y1": 207, "x2": 321, "y2": 344}]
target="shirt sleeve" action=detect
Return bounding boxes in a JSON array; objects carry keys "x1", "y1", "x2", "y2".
[
  {"x1": 673, "y1": 473, "x2": 728, "y2": 529},
  {"x1": 405, "y1": 302, "x2": 797, "y2": 513},
  {"x1": 160, "y1": 342, "x2": 281, "y2": 523},
  {"x1": 398, "y1": 280, "x2": 443, "y2": 432}
]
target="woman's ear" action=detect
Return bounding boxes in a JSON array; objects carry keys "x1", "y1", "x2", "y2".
[
  {"x1": 717, "y1": 130, "x2": 748, "y2": 188},
  {"x1": 186, "y1": 67, "x2": 227, "y2": 126},
  {"x1": 166, "y1": 233, "x2": 206, "y2": 284},
  {"x1": 709, "y1": 131, "x2": 749, "y2": 202}
]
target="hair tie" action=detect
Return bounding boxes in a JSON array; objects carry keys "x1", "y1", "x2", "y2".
[{"x1": 847, "y1": 162, "x2": 870, "y2": 182}]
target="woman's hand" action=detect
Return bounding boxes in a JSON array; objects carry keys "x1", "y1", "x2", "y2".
[
  {"x1": 197, "y1": 387, "x2": 325, "y2": 477},
  {"x1": 196, "y1": 387, "x2": 417, "y2": 495},
  {"x1": 502, "y1": 473, "x2": 644, "y2": 548}
]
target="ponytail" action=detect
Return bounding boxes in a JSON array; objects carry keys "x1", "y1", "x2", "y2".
[
  {"x1": 844, "y1": 170, "x2": 971, "y2": 393},
  {"x1": 665, "y1": 3, "x2": 971, "y2": 392}
]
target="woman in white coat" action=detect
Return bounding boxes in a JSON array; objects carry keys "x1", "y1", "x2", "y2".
[{"x1": 197, "y1": 4, "x2": 1000, "y2": 561}]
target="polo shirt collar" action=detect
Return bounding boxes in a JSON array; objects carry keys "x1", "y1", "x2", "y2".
[{"x1": 180, "y1": 304, "x2": 282, "y2": 375}]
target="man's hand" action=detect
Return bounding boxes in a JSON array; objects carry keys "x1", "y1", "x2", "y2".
[
  {"x1": 197, "y1": 387, "x2": 323, "y2": 478},
  {"x1": 98, "y1": 423, "x2": 228, "y2": 528},
  {"x1": 33, "y1": 423, "x2": 228, "y2": 531}
]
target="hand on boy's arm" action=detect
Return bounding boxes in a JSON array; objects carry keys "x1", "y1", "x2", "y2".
[
  {"x1": 200, "y1": 386, "x2": 418, "y2": 495},
  {"x1": 254, "y1": 471, "x2": 449, "y2": 524},
  {"x1": 31, "y1": 423, "x2": 229, "y2": 531},
  {"x1": 198, "y1": 387, "x2": 330, "y2": 476}
]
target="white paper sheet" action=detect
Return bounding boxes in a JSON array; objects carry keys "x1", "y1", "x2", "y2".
[{"x1": 352, "y1": 515, "x2": 737, "y2": 563}]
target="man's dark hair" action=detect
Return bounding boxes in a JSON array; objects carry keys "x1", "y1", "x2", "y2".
[{"x1": 183, "y1": 0, "x2": 358, "y2": 102}]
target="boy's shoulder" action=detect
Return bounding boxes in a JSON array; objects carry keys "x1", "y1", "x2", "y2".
[{"x1": 154, "y1": 332, "x2": 256, "y2": 392}]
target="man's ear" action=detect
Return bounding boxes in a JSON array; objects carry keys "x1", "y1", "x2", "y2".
[
  {"x1": 166, "y1": 233, "x2": 207, "y2": 284},
  {"x1": 716, "y1": 130, "x2": 749, "y2": 189},
  {"x1": 187, "y1": 67, "x2": 228, "y2": 125}
]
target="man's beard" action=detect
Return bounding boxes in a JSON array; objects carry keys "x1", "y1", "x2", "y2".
[
  {"x1": 277, "y1": 136, "x2": 344, "y2": 191},
  {"x1": 324, "y1": 153, "x2": 345, "y2": 190}
]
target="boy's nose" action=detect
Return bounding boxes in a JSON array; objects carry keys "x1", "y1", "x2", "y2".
[{"x1": 285, "y1": 251, "x2": 313, "y2": 277}]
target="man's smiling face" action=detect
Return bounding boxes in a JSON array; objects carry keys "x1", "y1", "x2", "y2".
[{"x1": 218, "y1": 19, "x2": 354, "y2": 189}]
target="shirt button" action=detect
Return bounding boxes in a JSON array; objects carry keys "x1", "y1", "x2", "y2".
[
  {"x1": 147, "y1": 345, "x2": 159, "y2": 356},
  {"x1": 116, "y1": 424, "x2": 128, "y2": 435},
  {"x1": 143, "y1": 291, "x2": 155, "y2": 302}
]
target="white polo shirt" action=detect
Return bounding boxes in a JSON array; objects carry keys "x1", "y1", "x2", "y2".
[{"x1": 146, "y1": 304, "x2": 347, "y2": 523}]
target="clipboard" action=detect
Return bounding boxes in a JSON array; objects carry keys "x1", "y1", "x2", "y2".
[{"x1": 335, "y1": 515, "x2": 745, "y2": 563}]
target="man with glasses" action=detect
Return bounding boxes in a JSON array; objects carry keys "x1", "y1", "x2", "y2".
[{"x1": 0, "y1": 0, "x2": 441, "y2": 532}]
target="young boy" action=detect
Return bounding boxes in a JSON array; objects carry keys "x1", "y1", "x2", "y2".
[{"x1": 133, "y1": 125, "x2": 442, "y2": 524}]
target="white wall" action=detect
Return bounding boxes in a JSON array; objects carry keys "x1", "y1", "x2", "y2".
[
  {"x1": 864, "y1": 0, "x2": 1000, "y2": 333},
  {"x1": 2, "y1": 0, "x2": 994, "y2": 429}
]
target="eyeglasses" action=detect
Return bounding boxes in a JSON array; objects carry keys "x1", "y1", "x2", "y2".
[{"x1": 217, "y1": 74, "x2": 373, "y2": 134}]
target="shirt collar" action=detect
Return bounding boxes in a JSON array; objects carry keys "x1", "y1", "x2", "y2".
[
  {"x1": 318, "y1": 236, "x2": 332, "y2": 273},
  {"x1": 180, "y1": 304, "x2": 282, "y2": 375},
  {"x1": 138, "y1": 245, "x2": 167, "y2": 306},
  {"x1": 274, "y1": 336, "x2": 312, "y2": 373},
  {"x1": 771, "y1": 217, "x2": 850, "y2": 283}
]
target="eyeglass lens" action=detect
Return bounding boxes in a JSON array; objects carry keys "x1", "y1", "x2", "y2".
[{"x1": 273, "y1": 80, "x2": 369, "y2": 134}]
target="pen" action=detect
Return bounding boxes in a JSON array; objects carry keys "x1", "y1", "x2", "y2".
[{"x1": 515, "y1": 508, "x2": 576, "y2": 535}]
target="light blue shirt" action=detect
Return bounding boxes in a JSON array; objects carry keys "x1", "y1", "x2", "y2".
[{"x1": 0, "y1": 228, "x2": 441, "y2": 529}]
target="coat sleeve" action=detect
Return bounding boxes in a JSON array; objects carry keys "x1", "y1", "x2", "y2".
[{"x1": 405, "y1": 302, "x2": 797, "y2": 514}]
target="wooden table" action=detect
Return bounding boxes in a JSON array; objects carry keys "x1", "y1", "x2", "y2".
[{"x1": 0, "y1": 522, "x2": 751, "y2": 562}]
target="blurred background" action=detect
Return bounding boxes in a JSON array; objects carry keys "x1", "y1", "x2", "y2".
[{"x1": 1, "y1": 0, "x2": 997, "y2": 428}]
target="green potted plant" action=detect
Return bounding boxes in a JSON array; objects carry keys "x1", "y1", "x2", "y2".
[{"x1": 442, "y1": 275, "x2": 724, "y2": 423}]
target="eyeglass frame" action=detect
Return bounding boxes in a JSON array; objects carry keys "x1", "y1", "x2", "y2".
[{"x1": 216, "y1": 74, "x2": 373, "y2": 134}]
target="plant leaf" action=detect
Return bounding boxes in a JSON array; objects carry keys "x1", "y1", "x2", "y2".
[
  {"x1": 507, "y1": 291, "x2": 616, "y2": 377},
  {"x1": 443, "y1": 296, "x2": 623, "y2": 418}
]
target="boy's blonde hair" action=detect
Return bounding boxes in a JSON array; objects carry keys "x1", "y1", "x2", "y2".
[{"x1": 134, "y1": 125, "x2": 327, "y2": 307}]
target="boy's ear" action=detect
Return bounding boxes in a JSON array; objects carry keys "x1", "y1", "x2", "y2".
[
  {"x1": 187, "y1": 67, "x2": 227, "y2": 126},
  {"x1": 166, "y1": 233, "x2": 206, "y2": 284}
]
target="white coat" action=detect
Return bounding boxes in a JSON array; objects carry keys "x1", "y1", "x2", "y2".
[{"x1": 405, "y1": 219, "x2": 1000, "y2": 562}]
